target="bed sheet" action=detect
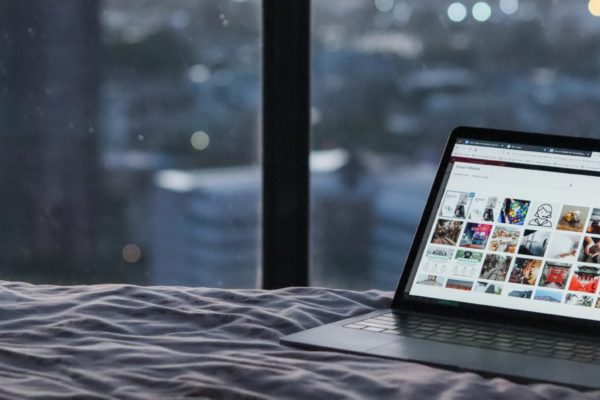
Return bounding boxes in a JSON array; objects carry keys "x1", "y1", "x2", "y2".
[{"x1": 0, "y1": 282, "x2": 596, "y2": 399}]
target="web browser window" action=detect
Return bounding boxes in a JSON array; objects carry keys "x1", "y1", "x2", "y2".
[{"x1": 407, "y1": 138, "x2": 600, "y2": 322}]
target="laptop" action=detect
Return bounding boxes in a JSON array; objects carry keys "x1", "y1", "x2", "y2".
[{"x1": 281, "y1": 126, "x2": 600, "y2": 389}]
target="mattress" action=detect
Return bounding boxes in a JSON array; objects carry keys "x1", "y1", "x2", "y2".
[{"x1": 0, "y1": 281, "x2": 594, "y2": 399}]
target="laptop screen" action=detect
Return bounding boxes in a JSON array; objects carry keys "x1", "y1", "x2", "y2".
[{"x1": 406, "y1": 136, "x2": 600, "y2": 322}]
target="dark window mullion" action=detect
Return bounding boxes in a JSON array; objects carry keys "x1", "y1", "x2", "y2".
[{"x1": 262, "y1": 0, "x2": 311, "y2": 289}]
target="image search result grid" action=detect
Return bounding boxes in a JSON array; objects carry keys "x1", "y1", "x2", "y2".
[{"x1": 411, "y1": 160, "x2": 600, "y2": 321}]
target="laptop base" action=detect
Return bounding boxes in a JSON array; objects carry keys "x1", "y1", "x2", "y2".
[{"x1": 281, "y1": 310, "x2": 600, "y2": 390}]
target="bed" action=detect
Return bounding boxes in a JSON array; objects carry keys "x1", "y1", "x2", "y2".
[{"x1": 0, "y1": 281, "x2": 594, "y2": 399}]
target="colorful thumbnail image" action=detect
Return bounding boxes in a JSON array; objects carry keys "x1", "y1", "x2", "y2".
[
  {"x1": 526, "y1": 203, "x2": 556, "y2": 228},
  {"x1": 546, "y1": 233, "x2": 580, "y2": 262},
  {"x1": 479, "y1": 254, "x2": 512, "y2": 282},
  {"x1": 538, "y1": 261, "x2": 571, "y2": 289},
  {"x1": 533, "y1": 289, "x2": 564, "y2": 303},
  {"x1": 459, "y1": 223, "x2": 492, "y2": 250},
  {"x1": 498, "y1": 198, "x2": 530, "y2": 225},
  {"x1": 416, "y1": 274, "x2": 445, "y2": 287},
  {"x1": 508, "y1": 258, "x2": 542, "y2": 286},
  {"x1": 469, "y1": 196, "x2": 498, "y2": 222},
  {"x1": 568, "y1": 265, "x2": 600, "y2": 294},
  {"x1": 474, "y1": 281, "x2": 502, "y2": 295},
  {"x1": 431, "y1": 219, "x2": 463, "y2": 246},
  {"x1": 578, "y1": 236, "x2": 600, "y2": 264},
  {"x1": 556, "y1": 205, "x2": 590, "y2": 232},
  {"x1": 587, "y1": 208, "x2": 600, "y2": 235},
  {"x1": 426, "y1": 246, "x2": 455, "y2": 261},
  {"x1": 439, "y1": 191, "x2": 473, "y2": 219},
  {"x1": 565, "y1": 293, "x2": 594, "y2": 307},
  {"x1": 487, "y1": 226, "x2": 521, "y2": 254},
  {"x1": 445, "y1": 279, "x2": 473, "y2": 291},
  {"x1": 518, "y1": 229, "x2": 550, "y2": 257},
  {"x1": 507, "y1": 287, "x2": 533, "y2": 299}
]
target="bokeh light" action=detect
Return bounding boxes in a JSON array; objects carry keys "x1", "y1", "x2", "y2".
[
  {"x1": 374, "y1": 0, "x2": 394, "y2": 13},
  {"x1": 393, "y1": 2, "x2": 412, "y2": 24},
  {"x1": 190, "y1": 131, "x2": 210, "y2": 151},
  {"x1": 448, "y1": 2, "x2": 467, "y2": 22},
  {"x1": 188, "y1": 64, "x2": 211, "y2": 84},
  {"x1": 499, "y1": 0, "x2": 519, "y2": 15},
  {"x1": 122, "y1": 244, "x2": 142, "y2": 264},
  {"x1": 472, "y1": 2, "x2": 492, "y2": 22},
  {"x1": 589, "y1": 0, "x2": 600, "y2": 16}
]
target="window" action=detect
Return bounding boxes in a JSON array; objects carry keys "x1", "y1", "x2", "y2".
[
  {"x1": 0, "y1": 0, "x2": 261, "y2": 286},
  {"x1": 310, "y1": 0, "x2": 600, "y2": 290}
]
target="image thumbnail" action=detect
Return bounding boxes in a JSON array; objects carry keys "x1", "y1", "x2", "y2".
[
  {"x1": 451, "y1": 250, "x2": 482, "y2": 277},
  {"x1": 431, "y1": 219, "x2": 463, "y2": 246},
  {"x1": 508, "y1": 288, "x2": 533, "y2": 299},
  {"x1": 587, "y1": 208, "x2": 600, "y2": 235},
  {"x1": 556, "y1": 205, "x2": 590, "y2": 232},
  {"x1": 518, "y1": 229, "x2": 550, "y2": 257},
  {"x1": 487, "y1": 226, "x2": 521, "y2": 254},
  {"x1": 439, "y1": 191, "x2": 473, "y2": 219},
  {"x1": 474, "y1": 281, "x2": 502, "y2": 295},
  {"x1": 538, "y1": 261, "x2": 572, "y2": 289},
  {"x1": 455, "y1": 250, "x2": 483, "y2": 263},
  {"x1": 422, "y1": 247, "x2": 453, "y2": 275},
  {"x1": 546, "y1": 233, "x2": 580, "y2": 261},
  {"x1": 568, "y1": 265, "x2": 600, "y2": 294},
  {"x1": 578, "y1": 236, "x2": 600, "y2": 264},
  {"x1": 445, "y1": 279, "x2": 473, "y2": 291},
  {"x1": 469, "y1": 196, "x2": 498, "y2": 222},
  {"x1": 459, "y1": 223, "x2": 492, "y2": 250},
  {"x1": 508, "y1": 258, "x2": 542, "y2": 286},
  {"x1": 416, "y1": 274, "x2": 445, "y2": 287},
  {"x1": 534, "y1": 289, "x2": 563, "y2": 303},
  {"x1": 479, "y1": 254, "x2": 512, "y2": 281},
  {"x1": 426, "y1": 246, "x2": 455, "y2": 261},
  {"x1": 498, "y1": 198, "x2": 530, "y2": 225},
  {"x1": 596, "y1": 298, "x2": 600, "y2": 309},
  {"x1": 526, "y1": 203, "x2": 555, "y2": 228},
  {"x1": 565, "y1": 293, "x2": 593, "y2": 307}
]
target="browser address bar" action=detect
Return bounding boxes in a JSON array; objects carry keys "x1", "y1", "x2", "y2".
[{"x1": 452, "y1": 145, "x2": 600, "y2": 172}]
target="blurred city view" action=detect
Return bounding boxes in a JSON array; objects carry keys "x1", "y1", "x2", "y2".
[
  {"x1": 0, "y1": 0, "x2": 261, "y2": 286},
  {"x1": 309, "y1": 0, "x2": 600, "y2": 289},
  {"x1": 1, "y1": 1, "x2": 600, "y2": 289}
]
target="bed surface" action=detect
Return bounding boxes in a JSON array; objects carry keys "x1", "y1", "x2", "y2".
[{"x1": 0, "y1": 282, "x2": 596, "y2": 399}]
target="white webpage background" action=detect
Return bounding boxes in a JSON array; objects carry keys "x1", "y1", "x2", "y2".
[{"x1": 409, "y1": 161, "x2": 600, "y2": 322}]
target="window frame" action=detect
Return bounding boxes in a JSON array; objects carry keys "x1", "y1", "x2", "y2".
[{"x1": 262, "y1": 0, "x2": 311, "y2": 289}]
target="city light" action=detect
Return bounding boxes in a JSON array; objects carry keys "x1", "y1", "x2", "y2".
[
  {"x1": 188, "y1": 64, "x2": 211, "y2": 84},
  {"x1": 448, "y1": 2, "x2": 467, "y2": 22},
  {"x1": 499, "y1": 0, "x2": 519, "y2": 15},
  {"x1": 472, "y1": 2, "x2": 492, "y2": 22},
  {"x1": 374, "y1": 0, "x2": 394, "y2": 13},
  {"x1": 393, "y1": 2, "x2": 412, "y2": 24},
  {"x1": 589, "y1": 0, "x2": 600, "y2": 16},
  {"x1": 122, "y1": 244, "x2": 142, "y2": 264},
  {"x1": 190, "y1": 131, "x2": 210, "y2": 151}
]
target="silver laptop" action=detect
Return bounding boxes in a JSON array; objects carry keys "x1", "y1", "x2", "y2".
[{"x1": 282, "y1": 126, "x2": 600, "y2": 389}]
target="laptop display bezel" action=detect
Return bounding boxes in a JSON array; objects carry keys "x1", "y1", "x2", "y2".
[{"x1": 392, "y1": 126, "x2": 600, "y2": 334}]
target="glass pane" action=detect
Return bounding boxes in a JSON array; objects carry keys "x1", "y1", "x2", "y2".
[
  {"x1": 311, "y1": 0, "x2": 600, "y2": 290},
  {"x1": 0, "y1": 0, "x2": 261, "y2": 287}
]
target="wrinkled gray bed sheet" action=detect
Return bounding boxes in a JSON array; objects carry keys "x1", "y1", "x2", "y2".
[{"x1": 0, "y1": 282, "x2": 597, "y2": 399}]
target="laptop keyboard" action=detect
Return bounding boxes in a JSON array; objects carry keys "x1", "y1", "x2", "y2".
[{"x1": 344, "y1": 312, "x2": 600, "y2": 364}]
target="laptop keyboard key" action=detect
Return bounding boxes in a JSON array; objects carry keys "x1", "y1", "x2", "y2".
[
  {"x1": 364, "y1": 327, "x2": 385, "y2": 332},
  {"x1": 344, "y1": 323, "x2": 366, "y2": 330}
]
